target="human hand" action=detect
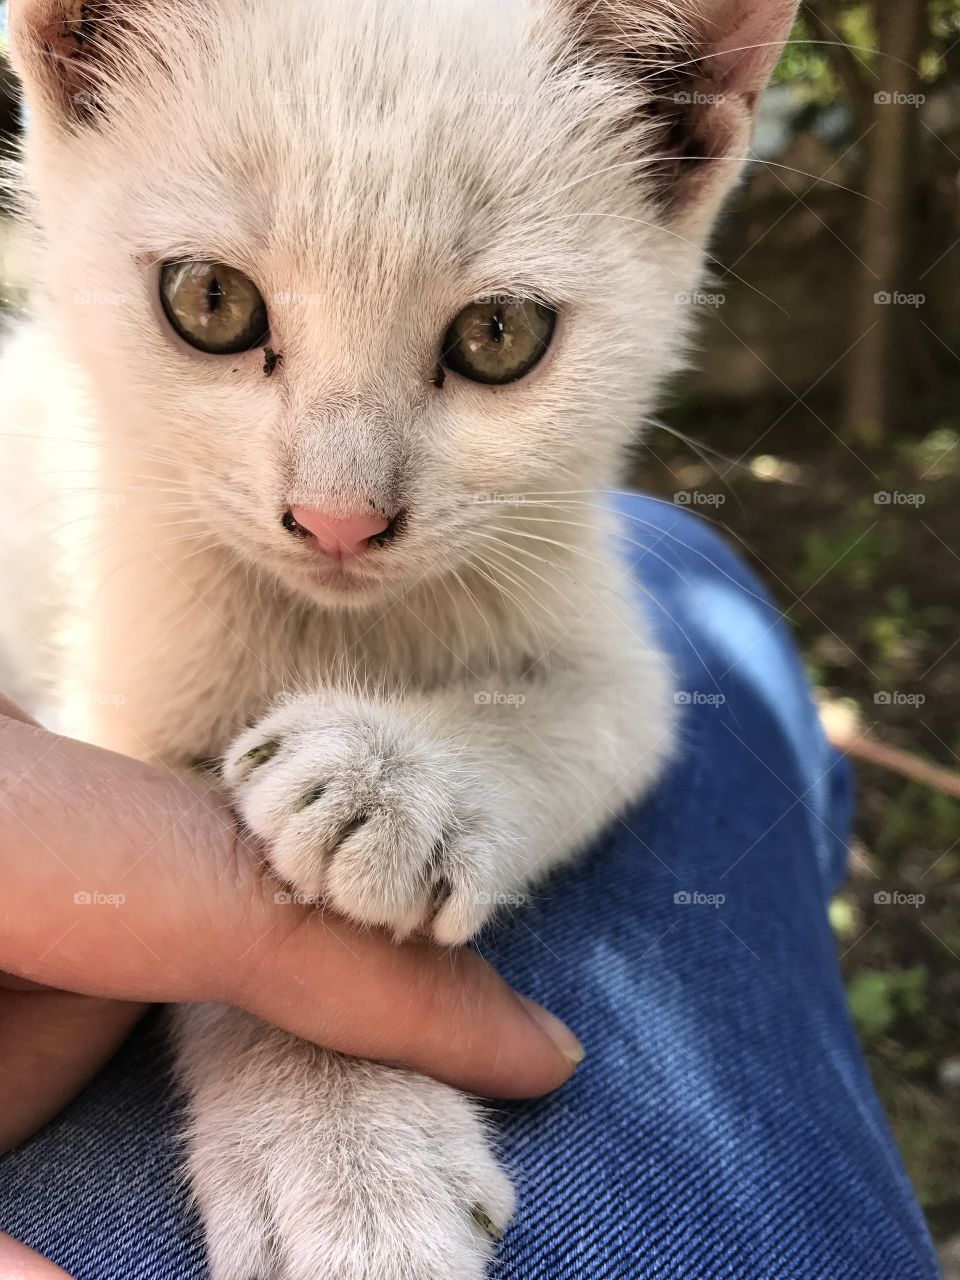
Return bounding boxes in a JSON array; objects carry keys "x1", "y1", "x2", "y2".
[{"x1": 0, "y1": 694, "x2": 582, "y2": 1163}]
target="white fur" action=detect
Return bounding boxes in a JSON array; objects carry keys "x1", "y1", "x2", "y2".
[
  {"x1": 175, "y1": 1006, "x2": 515, "y2": 1280},
  {"x1": 1, "y1": 0, "x2": 795, "y2": 1274}
]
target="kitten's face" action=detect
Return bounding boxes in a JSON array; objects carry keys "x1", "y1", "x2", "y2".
[{"x1": 13, "y1": 0, "x2": 792, "y2": 607}]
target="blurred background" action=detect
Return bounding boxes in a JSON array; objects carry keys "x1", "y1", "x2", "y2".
[{"x1": 0, "y1": 1, "x2": 958, "y2": 1270}]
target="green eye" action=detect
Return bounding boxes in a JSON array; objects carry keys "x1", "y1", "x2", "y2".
[
  {"x1": 441, "y1": 296, "x2": 556, "y2": 385},
  {"x1": 160, "y1": 260, "x2": 269, "y2": 355}
]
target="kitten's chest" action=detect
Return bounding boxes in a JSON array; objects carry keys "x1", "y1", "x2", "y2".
[{"x1": 72, "y1": 571, "x2": 530, "y2": 768}]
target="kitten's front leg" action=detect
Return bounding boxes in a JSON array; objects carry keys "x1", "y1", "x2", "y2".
[
  {"x1": 223, "y1": 611, "x2": 674, "y2": 943},
  {"x1": 175, "y1": 1006, "x2": 513, "y2": 1280},
  {"x1": 197, "y1": 607, "x2": 669, "y2": 1277}
]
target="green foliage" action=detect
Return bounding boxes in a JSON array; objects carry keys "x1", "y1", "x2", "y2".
[
  {"x1": 775, "y1": 7, "x2": 877, "y2": 101},
  {"x1": 777, "y1": 0, "x2": 960, "y2": 108},
  {"x1": 896, "y1": 427, "x2": 960, "y2": 480},
  {"x1": 874, "y1": 785, "x2": 960, "y2": 866},
  {"x1": 796, "y1": 521, "x2": 895, "y2": 593},
  {"x1": 829, "y1": 893, "x2": 857, "y2": 938},
  {"x1": 848, "y1": 966, "x2": 928, "y2": 1038},
  {"x1": 930, "y1": 0, "x2": 960, "y2": 40},
  {"x1": 848, "y1": 961, "x2": 960, "y2": 1208}
]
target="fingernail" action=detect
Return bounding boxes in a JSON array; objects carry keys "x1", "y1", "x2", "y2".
[{"x1": 518, "y1": 995, "x2": 585, "y2": 1066}]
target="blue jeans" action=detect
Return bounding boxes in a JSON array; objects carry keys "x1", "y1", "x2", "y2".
[{"x1": 0, "y1": 494, "x2": 939, "y2": 1279}]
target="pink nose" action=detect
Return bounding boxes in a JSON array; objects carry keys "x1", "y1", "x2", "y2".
[{"x1": 290, "y1": 507, "x2": 391, "y2": 559}]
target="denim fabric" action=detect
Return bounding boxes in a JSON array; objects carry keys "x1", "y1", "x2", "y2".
[{"x1": 0, "y1": 493, "x2": 939, "y2": 1279}]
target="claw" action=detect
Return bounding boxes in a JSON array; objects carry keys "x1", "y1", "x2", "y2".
[
  {"x1": 293, "y1": 782, "x2": 327, "y2": 812},
  {"x1": 471, "y1": 1206, "x2": 504, "y2": 1242},
  {"x1": 238, "y1": 740, "x2": 280, "y2": 769}
]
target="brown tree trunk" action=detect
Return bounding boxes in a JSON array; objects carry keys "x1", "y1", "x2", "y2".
[{"x1": 843, "y1": 0, "x2": 928, "y2": 443}]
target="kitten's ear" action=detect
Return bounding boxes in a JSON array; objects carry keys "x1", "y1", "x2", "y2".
[
  {"x1": 563, "y1": 0, "x2": 799, "y2": 225},
  {"x1": 7, "y1": 0, "x2": 154, "y2": 127}
]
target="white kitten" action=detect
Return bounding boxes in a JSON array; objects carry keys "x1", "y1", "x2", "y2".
[{"x1": 2, "y1": 1, "x2": 797, "y2": 1275}]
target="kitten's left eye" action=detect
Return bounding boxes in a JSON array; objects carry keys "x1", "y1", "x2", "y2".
[
  {"x1": 441, "y1": 297, "x2": 556, "y2": 385},
  {"x1": 160, "y1": 260, "x2": 269, "y2": 355}
]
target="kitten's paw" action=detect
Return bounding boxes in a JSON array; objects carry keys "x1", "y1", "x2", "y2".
[
  {"x1": 223, "y1": 694, "x2": 511, "y2": 942},
  {"x1": 180, "y1": 1012, "x2": 515, "y2": 1280}
]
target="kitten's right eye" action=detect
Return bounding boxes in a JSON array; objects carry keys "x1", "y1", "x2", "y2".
[{"x1": 160, "y1": 261, "x2": 269, "y2": 355}]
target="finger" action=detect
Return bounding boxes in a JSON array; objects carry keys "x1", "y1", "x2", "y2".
[
  {"x1": 0, "y1": 984, "x2": 146, "y2": 1152},
  {"x1": 0, "y1": 1233, "x2": 73, "y2": 1277},
  {"x1": 226, "y1": 892, "x2": 584, "y2": 1097},
  {"x1": 0, "y1": 711, "x2": 582, "y2": 1097}
]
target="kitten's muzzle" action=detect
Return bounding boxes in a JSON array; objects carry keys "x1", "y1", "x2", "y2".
[{"x1": 282, "y1": 506, "x2": 402, "y2": 560}]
